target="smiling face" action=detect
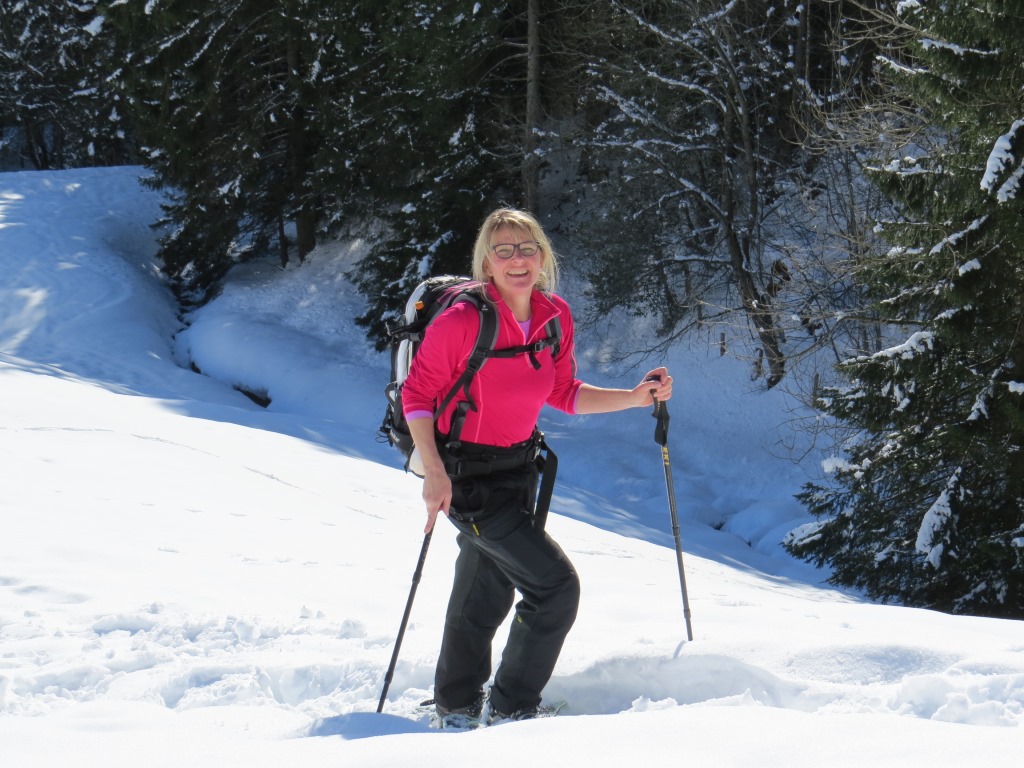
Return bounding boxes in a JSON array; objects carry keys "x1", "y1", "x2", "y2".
[
  {"x1": 483, "y1": 224, "x2": 545, "y2": 303},
  {"x1": 470, "y1": 208, "x2": 559, "y2": 301}
]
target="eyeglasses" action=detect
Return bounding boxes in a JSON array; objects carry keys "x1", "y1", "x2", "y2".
[{"x1": 490, "y1": 241, "x2": 541, "y2": 259}]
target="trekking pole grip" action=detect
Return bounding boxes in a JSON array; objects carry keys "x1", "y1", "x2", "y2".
[{"x1": 646, "y1": 376, "x2": 669, "y2": 446}]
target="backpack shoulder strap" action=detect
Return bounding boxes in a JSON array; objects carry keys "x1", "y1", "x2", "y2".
[
  {"x1": 539, "y1": 289, "x2": 563, "y2": 358},
  {"x1": 433, "y1": 291, "x2": 499, "y2": 440},
  {"x1": 434, "y1": 289, "x2": 562, "y2": 446},
  {"x1": 543, "y1": 314, "x2": 562, "y2": 358}
]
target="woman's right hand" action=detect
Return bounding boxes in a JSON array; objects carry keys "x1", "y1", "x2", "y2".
[
  {"x1": 422, "y1": 466, "x2": 452, "y2": 533},
  {"x1": 406, "y1": 416, "x2": 451, "y2": 532}
]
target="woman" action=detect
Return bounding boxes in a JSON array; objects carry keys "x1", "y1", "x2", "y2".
[{"x1": 402, "y1": 208, "x2": 673, "y2": 727}]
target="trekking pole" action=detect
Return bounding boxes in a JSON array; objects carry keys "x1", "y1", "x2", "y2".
[
  {"x1": 377, "y1": 530, "x2": 432, "y2": 712},
  {"x1": 648, "y1": 378, "x2": 694, "y2": 642}
]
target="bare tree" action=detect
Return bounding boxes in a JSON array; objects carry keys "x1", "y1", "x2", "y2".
[{"x1": 570, "y1": 1, "x2": 811, "y2": 386}]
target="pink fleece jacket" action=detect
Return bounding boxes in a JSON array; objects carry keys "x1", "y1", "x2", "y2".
[{"x1": 401, "y1": 283, "x2": 583, "y2": 447}]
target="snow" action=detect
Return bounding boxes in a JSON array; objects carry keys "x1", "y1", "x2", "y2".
[
  {"x1": 982, "y1": 119, "x2": 1024, "y2": 203},
  {"x1": 958, "y1": 258, "x2": 981, "y2": 276},
  {"x1": 1, "y1": 166, "x2": 1022, "y2": 766},
  {"x1": 915, "y1": 473, "x2": 960, "y2": 569},
  {"x1": 862, "y1": 331, "x2": 934, "y2": 362}
]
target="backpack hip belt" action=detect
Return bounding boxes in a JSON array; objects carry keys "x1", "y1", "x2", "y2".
[
  {"x1": 440, "y1": 429, "x2": 544, "y2": 479},
  {"x1": 440, "y1": 428, "x2": 558, "y2": 532}
]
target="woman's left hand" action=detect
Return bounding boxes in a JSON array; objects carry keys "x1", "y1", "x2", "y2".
[
  {"x1": 575, "y1": 366, "x2": 675, "y2": 414},
  {"x1": 635, "y1": 367, "x2": 673, "y2": 407}
]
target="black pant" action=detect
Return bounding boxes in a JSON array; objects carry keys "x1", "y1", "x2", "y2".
[{"x1": 434, "y1": 464, "x2": 580, "y2": 715}]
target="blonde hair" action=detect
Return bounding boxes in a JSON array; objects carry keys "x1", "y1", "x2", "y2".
[{"x1": 471, "y1": 208, "x2": 559, "y2": 293}]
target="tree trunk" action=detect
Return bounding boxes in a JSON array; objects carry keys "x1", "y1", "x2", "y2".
[
  {"x1": 295, "y1": 210, "x2": 315, "y2": 262},
  {"x1": 722, "y1": 184, "x2": 786, "y2": 388},
  {"x1": 716, "y1": 87, "x2": 786, "y2": 387},
  {"x1": 738, "y1": 266, "x2": 787, "y2": 388},
  {"x1": 285, "y1": 17, "x2": 315, "y2": 262},
  {"x1": 278, "y1": 216, "x2": 288, "y2": 268},
  {"x1": 521, "y1": 0, "x2": 541, "y2": 213}
]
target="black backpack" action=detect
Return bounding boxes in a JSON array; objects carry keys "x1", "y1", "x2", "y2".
[{"x1": 379, "y1": 274, "x2": 561, "y2": 470}]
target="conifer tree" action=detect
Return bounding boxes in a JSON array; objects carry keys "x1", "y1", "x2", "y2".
[
  {"x1": 354, "y1": 0, "x2": 639, "y2": 346},
  {"x1": 786, "y1": 1, "x2": 1024, "y2": 617},
  {"x1": 353, "y1": 2, "x2": 516, "y2": 345},
  {"x1": 0, "y1": 0, "x2": 128, "y2": 169},
  {"x1": 99, "y1": 0, "x2": 376, "y2": 301}
]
